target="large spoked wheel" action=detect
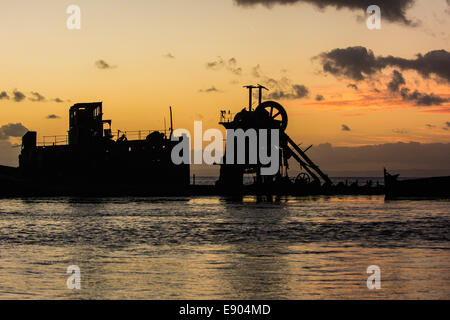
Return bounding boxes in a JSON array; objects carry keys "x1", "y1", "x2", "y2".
[
  {"x1": 255, "y1": 101, "x2": 288, "y2": 132},
  {"x1": 295, "y1": 172, "x2": 311, "y2": 184}
]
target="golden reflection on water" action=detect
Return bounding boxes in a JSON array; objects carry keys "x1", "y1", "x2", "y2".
[
  {"x1": 1, "y1": 243, "x2": 448, "y2": 299},
  {"x1": 0, "y1": 196, "x2": 448, "y2": 299}
]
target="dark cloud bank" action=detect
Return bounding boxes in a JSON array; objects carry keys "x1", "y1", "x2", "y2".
[
  {"x1": 318, "y1": 47, "x2": 450, "y2": 82},
  {"x1": 190, "y1": 141, "x2": 450, "y2": 177},
  {"x1": 306, "y1": 142, "x2": 450, "y2": 176},
  {"x1": 234, "y1": 0, "x2": 416, "y2": 25},
  {"x1": 317, "y1": 46, "x2": 450, "y2": 106}
]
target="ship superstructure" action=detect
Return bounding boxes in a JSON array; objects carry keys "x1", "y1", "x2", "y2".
[{"x1": 19, "y1": 102, "x2": 189, "y2": 189}]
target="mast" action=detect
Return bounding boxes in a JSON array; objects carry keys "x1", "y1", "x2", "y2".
[{"x1": 169, "y1": 106, "x2": 173, "y2": 138}]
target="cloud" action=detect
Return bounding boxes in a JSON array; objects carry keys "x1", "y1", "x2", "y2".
[
  {"x1": 0, "y1": 123, "x2": 28, "y2": 140},
  {"x1": 95, "y1": 60, "x2": 116, "y2": 69},
  {"x1": 163, "y1": 53, "x2": 175, "y2": 59},
  {"x1": 446, "y1": 121, "x2": 450, "y2": 128},
  {"x1": 0, "y1": 91, "x2": 9, "y2": 100},
  {"x1": 251, "y1": 75, "x2": 308, "y2": 100},
  {"x1": 267, "y1": 83, "x2": 309, "y2": 100},
  {"x1": 381, "y1": 50, "x2": 450, "y2": 82},
  {"x1": 29, "y1": 91, "x2": 45, "y2": 102},
  {"x1": 400, "y1": 88, "x2": 448, "y2": 106},
  {"x1": 316, "y1": 47, "x2": 450, "y2": 107},
  {"x1": 425, "y1": 124, "x2": 436, "y2": 129},
  {"x1": 234, "y1": 0, "x2": 416, "y2": 25},
  {"x1": 307, "y1": 142, "x2": 450, "y2": 176},
  {"x1": 13, "y1": 90, "x2": 26, "y2": 102},
  {"x1": 347, "y1": 83, "x2": 359, "y2": 91},
  {"x1": 227, "y1": 58, "x2": 242, "y2": 75},
  {"x1": 317, "y1": 46, "x2": 450, "y2": 83},
  {"x1": 341, "y1": 124, "x2": 351, "y2": 131},
  {"x1": 199, "y1": 86, "x2": 221, "y2": 93},
  {"x1": 206, "y1": 57, "x2": 242, "y2": 75},
  {"x1": 387, "y1": 70, "x2": 406, "y2": 92},
  {"x1": 0, "y1": 140, "x2": 21, "y2": 167},
  {"x1": 206, "y1": 58, "x2": 224, "y2": 70},
  {"x1": 393, "y1": 128, "x2": 408, "y2": 134},
  {"x1": 252, "y1": 64, "x2": 262, "y2": 78},
  {"x1": 250, "y1": 65, "x2": 309, "y2": 100},
  {"x1": 315, "y1": 94, "x2": 324, "y2": 101},
  {"x1": 2, "y1": 90, "x2": 68, "y2": 104},
  {"x1": 317, "y1": 47, "x2": 382, "y2": 81},
  {"x1": 46, "y1": 114, "x2": 60, "y2": 119}
]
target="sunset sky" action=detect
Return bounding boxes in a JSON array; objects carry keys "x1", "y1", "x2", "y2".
[{"x1": 1, "y1": 0, "x2": 449, "y2": 171}]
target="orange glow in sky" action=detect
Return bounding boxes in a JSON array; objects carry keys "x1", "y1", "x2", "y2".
[{"x1": 0, "y1": 0, "x2": 449, "y2": 167}]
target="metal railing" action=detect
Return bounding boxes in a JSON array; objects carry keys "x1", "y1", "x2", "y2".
[
  {"x1": 114, "y1": 130, "x2": 170, "y2": 140},
  {"x1": 37, "y1": 130, "x2": 170, "y2": 146},
  {"x1": 38, "y1": 135, "x2": 68, "y2": 146}
]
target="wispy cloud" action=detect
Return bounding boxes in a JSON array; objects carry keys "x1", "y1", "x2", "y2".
[
  {"x1": 393, "y1": 128, "x2": 408, "y2": 134},
  {"x1": 29, "y1": 91, "x2": 45, "y2": 102},
  {"x1": 199, "y1": 86, "x2": 221, "y2": 93},
  {"x1": 46, "y1": 114, "x2": 60, "y2": 119},
  {"x1": 252, "y1": 64, "x2": 261, "y2": 78},
  {"x1": 347, "y1": 83, "x2": 359, "y2": 91},
  {"x1": 2, "y1": 90, "x2": 69, "y2": 104},
  {"x1": 163, "y1": 53, "x2": 175, "y2": 59},
  {"x1": 206, "y1": 57, "x2": 242, "y2": 75},
  {"x1": 95, "y1": 60, "x2": 116, "y2": 69},
  {"x1": 267, "y1": 83, "x2": 309, "y2": 100}
]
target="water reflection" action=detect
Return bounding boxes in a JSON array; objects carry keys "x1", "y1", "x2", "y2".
[
  {"x1": 0, "y1": 196, "x2": 448, "y2": 299},
  {"x1": 216, "y1": 200, "x2": 291, "y2": 299}
]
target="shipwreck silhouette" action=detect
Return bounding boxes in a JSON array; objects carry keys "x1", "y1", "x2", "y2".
[{"x1": 0, "y1": 87, "x2": 448, "y2": 198}]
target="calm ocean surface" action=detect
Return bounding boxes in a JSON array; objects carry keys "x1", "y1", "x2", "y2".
[{"x1": 0, "y1": 195, "x2": 449, "y2": 299}]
